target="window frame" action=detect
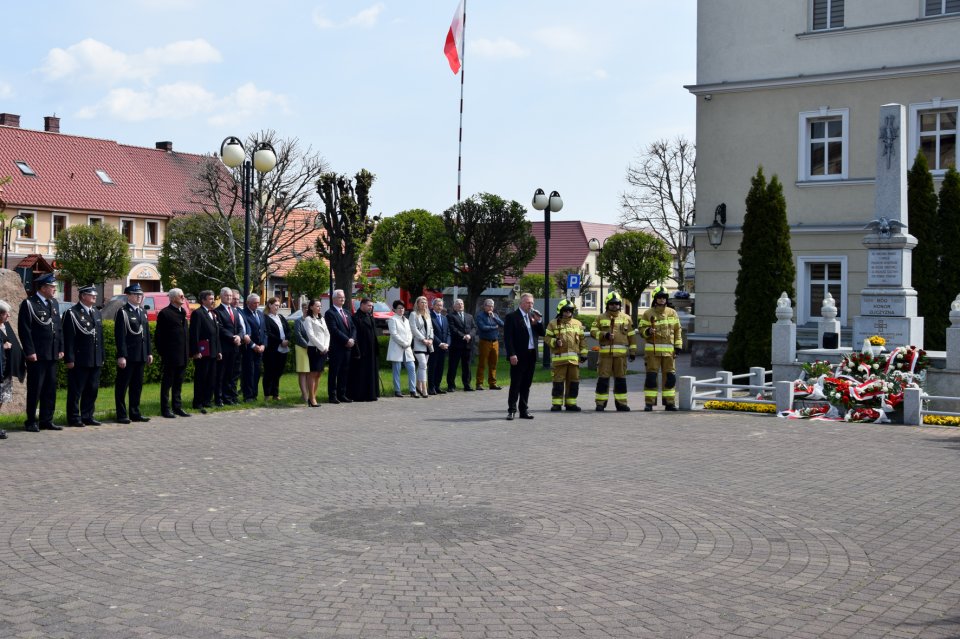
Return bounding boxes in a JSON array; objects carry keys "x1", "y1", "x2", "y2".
[
  {"x1": 797, "y1": 256, "x2": 848, "y2": 326},
  {"x1": 582, "y1": 290, "x2": 597, "y2": 309},
  {"x1": 88, "y1": 215, "x2": 104, "y2": 226},
  {"x1": 811, "y1": 0, "x2": 844, "y2": 31},
  {"x1": 14, "y1": 161, "x2": 36, "y2": 177},
  {"x1": 51, "y1": 213, "x2": 68, "y2": 240},
  {"x1": 924, "y1": 0, "x2": 960, "y2": 17},
  {"x1": 145, "y1": 220, "x2": 160, "y2": 246},
  {"x1": 119, "y1": 218, "x2": 135, "y2": 245},
  {"x1": 908, "y1": 99, "x2": 958, "y2": 176},
  {"x1": 798, "y1": 108, "x2": 850, "y2": 182}
]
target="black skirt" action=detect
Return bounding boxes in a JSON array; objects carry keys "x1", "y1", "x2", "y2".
[{"x1": 307, "y1": 346, "x2": 327, "y2": 372}]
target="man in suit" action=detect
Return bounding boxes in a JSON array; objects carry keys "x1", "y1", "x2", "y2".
[
  {"x1": 19, "y1": 272, "x2": 64, "y2": 431},
  {"x1": 503, "y1": 292, "x2": 545, "y2": 421},
  {"x1": 446, "y1": 298, "x2": 476, "y2": 391},
  {"x1": 114, "y1": 283, "x2": 153, "y2": 424},
  {"x1": 190, "y1": 290, "x2": 222, "y2": 413},
  {"x1": 214, "y1": 287, "x2": 243, "y2": 406},
  {"x1": 230, "y1": 288, "x2": 249, "y2": 402},
  {"x1": 324, "y1": 289, "x2": 357, "y2": 404},
  {"x1": 428, "y1": 298, "x2": 450, "y2": 395},
  {"x1": 241, "y1": 293, "x2": 265, "y2": 402},
  {"x1": 63, "y1": 284, "x2": 105, "y2": 427},
  {"x1": 155, "y1": 287, "x2": 191, "y2": 418}
]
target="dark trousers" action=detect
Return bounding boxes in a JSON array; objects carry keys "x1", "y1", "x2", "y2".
[
  {"x1": 25, "y1": 360, "x2": 58, "y2": 426},
  {"x1": 508, "y1": 348, "x2": 538, "y2": 415},
  {"x1": 215, "y1": 346, "x2": 239, "y2": 403},
  {"x1": 228, "y1": 346, "x2": 242, "y2": 401},
  {"x1": 67, "y1": 365, "x2": 101, "y2": 424},
  {"x1": 327, "y1": 348, "x2": 351, "y2": 399},
  {"x1": 428, "y1": 349, "x2": 447, "y2": 392},
  {"x1": 262, "y1": 349, "x2": 287, "y2": 399},
  {"x1": 160, "y1": 362, "x2": 187, "y2": 413},
  {"x1": 241, "y1": 350, "x2": 262, "y2": 401},
  {"x1": 193, "y1": 357, "x2": 216, "y2": 408},
  {"x1": 115, "y1": 361, "x2": 145, "y2": 420},
  {"x1": 446, "y1": 347, "x2": 472, "y2": 389}
]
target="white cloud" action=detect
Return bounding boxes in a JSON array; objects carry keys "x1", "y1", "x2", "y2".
[
  {"x1": 41, "y1": 38, "x2": 221, "y2": 85},
  {"x1": 0, "y1": 81, "x2": 12, "y2": 99},
  {"x1": 77, "y1": 81, "x2": 288, "y2": 125},
  {"x1": 533, "y1": 26, "x2": 589, "y2": 53},
  {"x1": 313, "y1": 3, "x2": 385, "y2": 29},
  {"x1": 472, "y1": 38, "x2": 529, "y2": 60}
]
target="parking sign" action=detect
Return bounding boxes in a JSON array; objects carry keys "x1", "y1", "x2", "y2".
[{"x1": 567, "y1": 274, "x2": 581, "y2": 290}]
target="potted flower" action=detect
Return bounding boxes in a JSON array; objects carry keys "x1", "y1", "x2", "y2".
[{"x1": 865, "y1": 335, "x2": 886, "y2": 357}]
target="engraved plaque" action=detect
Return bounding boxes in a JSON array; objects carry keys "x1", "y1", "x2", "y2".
[
  {"x1": 860, "y1": 295, "x2": 906, "y2": 317},
  {"x1": 867, "y1": 250, "x2": 902, "y2": 286}
]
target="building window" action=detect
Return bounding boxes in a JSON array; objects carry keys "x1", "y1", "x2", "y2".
[
  {"x1": 52, "y1": 214, "x2": 67, "y2": 239},
  {"x1": 18, "y1": 212, "x2": 35, "y2": 240},
  {"x1": 145, "y1": 220, "x2": 159, "y2": 246},
  {"x1": 909, "y1": 100, "x2": 958, "y2": 175},
  {"x1": 95, "y1": 169, "x2": 114, "y2": 184},
  {"x1": 120, "y1": 219, "x2": 134, "y2": 244},
  {"x1": 582, "y1": 290, "x2": 597, "y2": 309},
  {"x1": 14, "y1": 161, "x2": 36, "y2": 176},
  {"x1": 88, "y1": 216, "x2": 103, "y2": 226},
  {"x1": 798, "y1": 256, "x2": 847, "y2": 324},
  {"x1": 925, "y1": 0, "x2": 960, "y2": 16},
  {"x1": 798, "y1": 108, "x2": 849, "y2": 181},
  {"x1": 812, "y1": 0, "x2": 843, "y2": 29}
]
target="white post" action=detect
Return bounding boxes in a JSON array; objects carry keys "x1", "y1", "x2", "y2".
[
  {"x1": 819, "y1": 292, "x2": 841, "y2": 348},
  {"x1": 678, "y1": 376, "x2": 695, "y2": 411},
  {"x1": 775, "y1": 381, "x2": 794, "y2": 414},
  {"x1": 947, "y1": 294, "x2": 960, "y2": 372},
  {"x1": 718, "y1": 371, "x2": 733, "y2": 399},
  {"x1": 772, "y1": 292, "x2": 796, "y2": 366},
  {"x1": 749, "y1": 367, "x2": 765, "y2": 396},
  {"x1": 903, "y1": 387, "x2": 922, "y2": 426}
]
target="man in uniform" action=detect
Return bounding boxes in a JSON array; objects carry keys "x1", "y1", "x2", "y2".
[
  {"x1": 114, "y1": 283, "x2": 153, "y2": 424},
  {"x1": 63, "y1": 284, "x2": 104, "y2": 427},
  {"x1": 545, "y1": 299, "x2": 588, "y2": 411},
  {"x1": 638, "y1": 287, "x2": 683, "y2": 411},
  {"x1": 18, "y1": 272, "x2": 63, "y2": 431},
  {"x1": 590, "y1": 291, "x2": 637, "y2": 412}
]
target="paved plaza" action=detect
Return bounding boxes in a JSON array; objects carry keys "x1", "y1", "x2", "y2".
[{"x1": 2, "y1": 376, "x2": 960, "y2": 639}]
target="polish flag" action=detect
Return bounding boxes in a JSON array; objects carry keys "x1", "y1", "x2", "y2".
[{"x1": 444, "y1": 0, "x2": 465, "y2": 74}]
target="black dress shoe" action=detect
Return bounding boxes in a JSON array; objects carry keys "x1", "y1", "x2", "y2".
[
  {"x1": 446, "y1": 386, "x2": 456, "y2": 392},
  {"x1": 83, "y1": 419, "x2": 102, "y2": 426},
  {"x1": 174, "y1": 410, "x2": 191, "y2": 417},
  {"x1": 463, "y1": 386, "x2": 474, "y2": 392},
  {"x1": 489, "y1": 385, "x2": 503, "y2": 390},
  {"x1": 428, "y1": 390, "x2": 437, "y2": 396},
  {"x1": 198, "y1": 408, "x2": 208, "y2": 414},
  {"x1": 394, "y1": 392, "x2": 404, "y2": 398},
  {"x1": 0, "y1": 429, "x2": 6, "y2": 439},
  {"x1": 329, "y1": 398, "x2": 341, "y2": 405},
  {"x1": 475, "y1": 386, "x2": 484, "y2": 391},
  {"x1": 67, "y1": 422, "x2": 86, "y2": 428},
  {"x1": 215, "y1": 401, "x2": 224, "y2": 407},
  {"x1": 506, "y1": 410, "x2": 516, "y2": 421},
  {"x1": 40, "y1": 423, "x2": 63, "y2": 431},
  {"x1": 162, "y1": 412, "x2": 176, "y2": 419},
  {"x1": 519, "y1": 413, "x2": 534, "y2": 420},
  {"x1": 131, "y1": 416, "x2": 150, "y2": 423},
  {"x1": 437, "y1": 388, "x2": 447, "y2": 394},
  {"x1": 116, "y1": 418, "x2": 131, "y2": 424},
  {"x1": 338, "y1": 397, "x2": 353, "y2": 403},
  {"x1": 24, "y1": 423, "x2": 39, "y2": 432}
]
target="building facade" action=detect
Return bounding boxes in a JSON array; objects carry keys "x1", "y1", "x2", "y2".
[{"x1": 685, "y1": 0, "x2": 960, "y2": 364}]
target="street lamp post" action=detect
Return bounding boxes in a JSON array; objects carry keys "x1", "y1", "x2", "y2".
[
  {"x1": 531, "y1": 188, "x2": 563, "y2": 368},
  {"x1": 588, "y1": 237, "x2": 605, "y2": 310},
  {"x1": 219, "y1": 137, "x2": 278, "y2": 299},
  {"x1": 1, "y1": 214, "x2": 27, "y2": 270}
]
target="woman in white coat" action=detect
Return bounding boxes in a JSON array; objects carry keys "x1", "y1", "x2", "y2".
[
  {"x1": 408, "y1": 295, "x2": 434, "y2": 398},
  {"x1": 303, "y1": 299, "x2": 331, "y2": 407},
  {"x1": 386, "y1": 300, "x2": 417, "y2": 398}
]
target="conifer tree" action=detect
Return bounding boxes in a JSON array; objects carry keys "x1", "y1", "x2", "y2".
[
  {"x1": 937, "y1": 166, "x2": 960, "y2": 331},
  {"x1": 907, "y1": 151, "x2": 942, "y2": 349},
  {"x1": 722, "y1": 167, "x2": 795, "y2": 372}
]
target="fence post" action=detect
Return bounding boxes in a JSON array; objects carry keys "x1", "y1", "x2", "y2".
[
  {"x1": 749, "y1": 367, "x2": 765, "y2": 396},
  {"x1": 718, "y1": 371, "x2": 733, "y2": 399},
  {"x1": 903, "y1": 388, "x2": 922, "y2": 426},
  {"x1": 678, "y1": 376, "x2": 695, "y2": 411},
  {"x1": 775, "y1": 381, "x2": 794, "y2": 414}
]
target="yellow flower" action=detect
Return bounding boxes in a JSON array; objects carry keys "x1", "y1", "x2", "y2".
[
  {"x1": 868, "y1": 335, "x2": 886, "y2": 346},
  {"x1": 704, "y1": 400, "x2": 776, "y2": 414},
  {"x1": 923, "y1": 415, "x2": 960, "y2": 426}
]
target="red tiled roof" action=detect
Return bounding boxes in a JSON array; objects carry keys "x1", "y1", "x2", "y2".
[
  {"x1": 121, "y1": 144, "x2": 211, "y2": 216},
  {"x1": 525, "y1": 220, "x2": 621, "y2": 275},
  {"x1": 270, "y1": 209, "x2": 327, "y2": 277}
]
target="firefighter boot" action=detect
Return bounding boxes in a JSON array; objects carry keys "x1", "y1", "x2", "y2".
[
  {"x1": 614, "y1": 377, "x2": 630, "y2": 412},
  {"x1": 551, "y1": 382, "x2": 564, "y2": 411},
  {"x1": 565, "y1": 382, "x2": 581, "y2": 411},
  {"x1": 595, "y1": 377, "x2": 610, "y2": 411}
]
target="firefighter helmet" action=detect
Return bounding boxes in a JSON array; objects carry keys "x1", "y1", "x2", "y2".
[
  {"x1": 604, "y1": 291, "x2": 622, "y2": 308},
  {"x1": 653, "y1": 286, "x2": 669, "y2": 302},
  {"x1": 557, "y1": 299, "x2": 576, "y2": 315}
]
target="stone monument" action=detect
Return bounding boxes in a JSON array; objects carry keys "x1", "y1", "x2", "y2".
[{"x1": 852, "y1": 103, "x2": 924, "y2": 348}]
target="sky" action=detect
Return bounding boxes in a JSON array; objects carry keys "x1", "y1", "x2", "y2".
[{"x1": 2, "y1": 0, "x2": 697, "y2": 226}]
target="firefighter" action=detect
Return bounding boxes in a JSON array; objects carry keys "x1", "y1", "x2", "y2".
[
  {"x1": 590, "y1": 291, "x2": 637, "y2": 411},
  {"x1": 638, "y1": 287, "x2": 683, "y2": 411},
  {"x1": 545, "y1": 299, "x2": 588, "y2": 411}
]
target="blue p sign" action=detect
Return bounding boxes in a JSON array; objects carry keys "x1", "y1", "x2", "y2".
[{"x1": 567, "y1": 274, "x2": 581, "y2": 290}]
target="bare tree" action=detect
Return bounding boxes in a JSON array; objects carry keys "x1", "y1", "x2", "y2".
[
  {"x1": 620, "y1": 136, "x2": 695, "y2": 290},
  {"x1": 189, "y1": 130, "x2": 328, "y2": 290}
]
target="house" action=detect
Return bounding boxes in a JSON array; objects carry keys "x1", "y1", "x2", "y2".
[
  {"x1": 684, "y1": 0, "x2": 960, "y2": 365},
  {"x1": 0, "y1": 113, "x2": 207, "y2": 299}
]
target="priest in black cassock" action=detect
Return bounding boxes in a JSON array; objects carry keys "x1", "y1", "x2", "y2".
[{"x1": 348, "y1": 298, "x2": 380, "y2": 401}]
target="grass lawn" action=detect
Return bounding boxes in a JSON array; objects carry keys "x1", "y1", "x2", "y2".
[{"x1": 0, "y1": 358, "x2": 605, "y2": 431}]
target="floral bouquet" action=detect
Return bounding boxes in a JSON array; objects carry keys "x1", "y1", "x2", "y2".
[{"x1": 868, "y1": 335, "x2": 886, "y2": 346}]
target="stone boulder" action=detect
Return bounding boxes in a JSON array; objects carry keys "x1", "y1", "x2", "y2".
[{"x1": 0, "y1": 269, "x2": 28, "y2": 415}]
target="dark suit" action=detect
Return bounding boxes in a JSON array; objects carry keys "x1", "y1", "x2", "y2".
[
  {"x1": 19, "y1": 295, "x2": 63, "y2": 427},
  {"x1": 155, "y1": 304, "x2": 190, "y2": 414},
  {"x1": 62, "y1": 303, "x2": 104, "y2": 424},
  {"x1": 503, "y1": 308, "x2": 545, "y2": 415},
  {"x1": 429, "y1": 310, "x2": 450, "y2": 394},
  {"x1": 190, "y1": 306, "x2": 222, "y2": 409},
  {"x1": 214, "y1": 304, "x2": 242, "y2": 404},
  {"x1": 262, "y1": 314, "x2": 290, "y2": 399},
  {"x1": 325, "y1": 305, "x2": 357, "y2": 400},
  {"x1": 241, "y1": 306, "x2": 265, "y2": 401},
  {"x1": 446, "y1": 310, "x2": 476, "y2": 389},
  {"x1": 115, "y1": 303, "x2": 151, "y2": 421}
]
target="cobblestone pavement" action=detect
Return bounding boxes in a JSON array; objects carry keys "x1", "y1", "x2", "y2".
[{"x1": 2, "y1": 376, "x2": 960, "y2": 638}]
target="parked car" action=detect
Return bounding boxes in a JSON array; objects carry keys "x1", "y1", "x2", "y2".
[{"x1": 101, "y1": 292, "x2": 192, "y2": 321}]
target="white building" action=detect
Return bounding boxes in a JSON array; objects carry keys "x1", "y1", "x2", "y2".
[{"x1": 685, "y1": 0, "x2": 959, "y2": 365}]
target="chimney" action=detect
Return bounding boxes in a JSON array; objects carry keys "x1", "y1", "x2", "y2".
[
  {"x1": 44, "y1": 115, "x2": 60, "y2": 133},
  {"x1": 0, "y1": 113, "x2": 21, "y2": 128},
  {"x1": 155, "y1": 141, "x2": 173, "y2": 152}
]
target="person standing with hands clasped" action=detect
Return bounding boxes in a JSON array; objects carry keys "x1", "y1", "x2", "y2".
[
  {"x1": 63, "y1": 284, "x2": 104, "y2": 427},
  {"x1": 387, "y1": 300, "x2": 417, "y2": 398},
  {"x1": 428, "y1": 298, "x2": 450, "y2": 395},
  {"x1": 639, "y1": 287, "x2": 683, "y2": 411},
  {"x1": 19, "y1": 272, "x2": 64, "y2": 432},
  {"x1": 114, "y1": 283, "x2": 153, "y2": 424},
  {"x1": 590, "y1": 291, "x2": 637, "y2": 412},
  {"x1": 503, "y1": 293, "x2": 545, "y2": 421},
  {"x1": 446, "y1": 298, "x2": 476, "y2": 391},
  {"x1": 545, "y1": 299, "x2": 588, "y2": 412},
  {"x1": 474, "y1": 298, "x2": 504, "y2": 390},
  {"x1": 324, "y1": 289, "x2": 356, "y2": 404},
  {"x1": 155, "y1": 288, "x2": 191, "y2": 418},
  {"x1": 190, "y1": 290, "x2": 222, "y2": 413}
]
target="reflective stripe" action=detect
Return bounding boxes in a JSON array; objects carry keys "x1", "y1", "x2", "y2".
[
  {"x1": 644, "y1": 390, "x2": 659, "y2": 397},
  {"x1": 614, "y1": 393, "x2": 628, "y2": 401},
  {"x1": 645, "y1": 344, "x2": 675, "y2": 353},
  {"x1": 552, "y1": 397, "x2": 563, "y2": 405},
  {"x1": 564, "y1": 398, "x2": 577, "y2": 405},
  {"x1": 595, "y1": 393, "x2": 609, "y2": 401},
  {"x1": 662, "y1": 389, "x2": 676, "y2": 397}
]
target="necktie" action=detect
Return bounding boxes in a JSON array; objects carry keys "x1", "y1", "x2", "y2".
[
  {"x1": 227, "y1": 307, "x2": 234, "y2": 323},
  {"x1": 340, "y1": 307, "x2": 348, "y2": 326}
]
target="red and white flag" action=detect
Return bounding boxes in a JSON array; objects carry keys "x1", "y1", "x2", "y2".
[{"x1": 444, "y1": 0, "x2": 465, "y2": 74}]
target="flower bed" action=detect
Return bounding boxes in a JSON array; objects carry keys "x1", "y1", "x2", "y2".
[
  {"x1": 704, "y1": 400, "x2": 777, "y2": 414},
  {"x1": 923, "y1": 415, "x2": 960, "y2": 426}
]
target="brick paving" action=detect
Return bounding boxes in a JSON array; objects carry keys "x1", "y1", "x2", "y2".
[{"x1": 1, "y1": 375, "x2": 960, "y2": 638}]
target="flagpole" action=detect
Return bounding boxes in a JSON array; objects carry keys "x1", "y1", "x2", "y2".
[{"x1": 453, "y1": 0, "x2": 465, "y2": 304}]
